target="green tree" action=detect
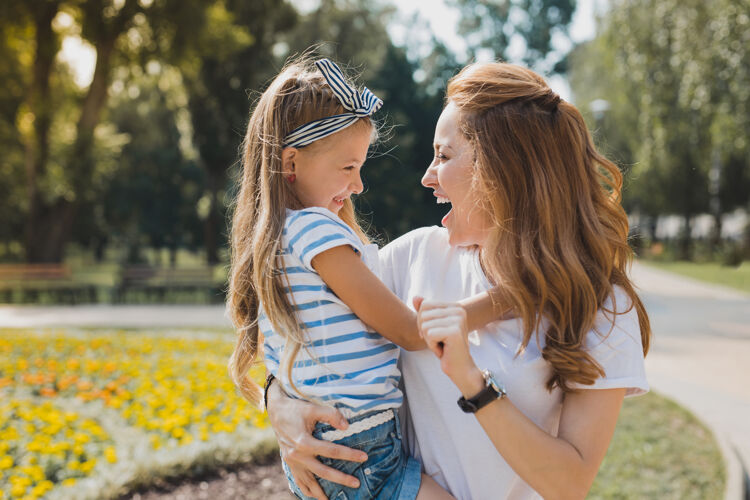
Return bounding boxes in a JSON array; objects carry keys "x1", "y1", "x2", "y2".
[
  {"x1": 448, "y1": 0, "x2": 575, "y2": 70},
  {"x1": 569, "y1": 0, "x2": 750, "y2": 258},
  {"x1": 8, "y1": 0, "x2": 219, "y2": 262},
  {"x1": 178, "y1": 0, "x2": 297, "y2": 263},
  {"x1": 101, "y1": 68, "x2": 203, "y2": 264}
]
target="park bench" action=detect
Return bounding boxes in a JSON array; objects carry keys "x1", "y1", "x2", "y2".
[
  {"x1": 0, "y1": 264, "x2": 97, "y2": 304},
  {"x1": 114, "y1": 265, "x2": 224, "y2": 303}
]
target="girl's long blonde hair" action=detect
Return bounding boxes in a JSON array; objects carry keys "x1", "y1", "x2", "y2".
[
  {"x1": 447, "y1": 62, "x2": 651, "y2": 392},
  {"x1": 227, "y1": 56, "x2": 371, "y2": 406}
]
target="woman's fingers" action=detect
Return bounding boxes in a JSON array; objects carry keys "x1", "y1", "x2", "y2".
[
  {"x1": 288, "y1": 464, "x2": 327, "y2": 500},
  {"x1": 419, "y1": 306, "x2": 466, "y2": 322},
  {"x1": 306, "y1": 454, "x2": 362, "y2": 488},
  {"x1": 283, "y1": 436, "x2": 363, "y2": 487},
  {"x1": 418, "y1": 300, "x2": 461, "y2": 312},
  {"x1": 307, "y1": 436, "x2": 367, "y2": 463},
  {"x1": 305, "y1": 403, "x2": 349, "y2": 431}
]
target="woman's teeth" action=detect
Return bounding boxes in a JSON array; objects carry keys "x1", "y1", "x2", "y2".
[{"x1": 436, "y1": 196, "x2": 450, "y2": 204}]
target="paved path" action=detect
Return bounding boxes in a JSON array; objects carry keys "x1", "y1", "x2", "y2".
[
  {"x1": 0, "y1": 304, "x2": 231, "y2": 329},
  {"x1": 1, "y1": 262, "x2": 748, "y2": 497},
  {"x1": 631, "y1": 261, "x2": 750, "y2": 500}
]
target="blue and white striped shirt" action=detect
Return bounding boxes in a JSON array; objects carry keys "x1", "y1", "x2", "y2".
[{"x1": 260, "y1": 207, "x2": 402, "y2": 417}]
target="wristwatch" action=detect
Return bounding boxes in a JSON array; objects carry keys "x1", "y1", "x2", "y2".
[{"x1": 457, "y1": 369, "x2": 506, "y2": 413}]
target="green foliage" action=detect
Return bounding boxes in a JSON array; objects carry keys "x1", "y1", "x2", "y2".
[
  {"x1": 1, "y1": 0, "x2": 579, "y2": 264},
  {"x1": 448, "y1": 0, "x2": 575, "y2": 70},
  {"x1": 570, "y1": 0, "x2": 750, "y2": 232}
]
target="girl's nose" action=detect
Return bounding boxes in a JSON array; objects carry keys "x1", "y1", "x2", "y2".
[{"x1": 350, "y1": 173, "x2": 364, "y2": 195}]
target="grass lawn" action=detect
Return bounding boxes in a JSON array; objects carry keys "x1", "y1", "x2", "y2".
[
  {"x1": 590, "y1": 391, "x2": 725, "y2": 499},
  {"x1": 639, "y1": 260, "x2": 750, "y2": 294}
]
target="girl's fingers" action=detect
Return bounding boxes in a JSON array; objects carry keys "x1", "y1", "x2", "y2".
[{"x1": 412, "y1": 295, "x2": 424, "y2": 311}]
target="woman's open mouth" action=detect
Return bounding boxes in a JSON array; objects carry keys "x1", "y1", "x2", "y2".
[{"x1": 436, "y1": 195, "x2": 452, "y2": 226}]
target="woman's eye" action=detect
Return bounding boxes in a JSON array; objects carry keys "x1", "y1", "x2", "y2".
[{"x1": 344, "y1": 165, "x2": 355, "y2": 171}]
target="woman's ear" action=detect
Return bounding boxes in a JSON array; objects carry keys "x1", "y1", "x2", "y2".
[{"x1": 281, "y1": 147, "x2": 297, "y2": 176}]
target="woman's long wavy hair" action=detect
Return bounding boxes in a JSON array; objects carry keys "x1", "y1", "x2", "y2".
[
  {"x1": 446, "y1": 62, "x2": 651, "y2": 392},
  {"x1": 227, "y1": 56, "x2": 371, "y2": 407}
]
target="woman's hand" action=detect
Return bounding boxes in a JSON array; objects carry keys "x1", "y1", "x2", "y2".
[
  {"x1": 413, "y1": 297, "x2": 484, "y2": 397},
  {"x1": 266, "y1": 381, "x2": 368, "y2": 499}
]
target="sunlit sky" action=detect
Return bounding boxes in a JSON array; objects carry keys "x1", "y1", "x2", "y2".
[{"x1": 59, "y1": 0, "x2": 605, "y2": 102}]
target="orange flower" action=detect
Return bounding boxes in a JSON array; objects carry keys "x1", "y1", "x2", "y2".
[{"x1": 76, "y1": 381, "x2": 93, "y2": 391}]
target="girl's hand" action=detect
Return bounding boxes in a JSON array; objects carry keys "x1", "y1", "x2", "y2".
[
  {"x1": 413, "y1": 297, "x2": 484, "y2": 397},
  {"x1": 266, "y1": 381, "x2": 368, "y2": 500}
]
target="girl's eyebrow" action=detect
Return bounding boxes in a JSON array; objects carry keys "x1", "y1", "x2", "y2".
[{"x1": 433, "y1": 143, "x2": 454, "y2": 152}]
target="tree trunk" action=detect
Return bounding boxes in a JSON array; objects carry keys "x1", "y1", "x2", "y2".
[
  {"x1": 25, "y1": 0, "x2": 138, "y2": 262},
  {"x1": 679, "y1": 213, "x2": 693, "y2": 261},
  {"x1": 24, "y1": 1, "x2": 61, "y2": 263},
  {"x1": 204, "y1": 174, "x2": 220, "y2": 264},
  {"x1": 710, "y1": 212, "x2": 722, "y2": 253}
]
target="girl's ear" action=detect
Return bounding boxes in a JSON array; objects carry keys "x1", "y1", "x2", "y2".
[{"x1": 281, "y1": 147, "x2": 297, "y2": 176}]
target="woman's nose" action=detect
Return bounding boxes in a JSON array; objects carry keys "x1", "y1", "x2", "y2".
[{"x1": 421, "y1": 162, "x2": 437, "y2": 188}]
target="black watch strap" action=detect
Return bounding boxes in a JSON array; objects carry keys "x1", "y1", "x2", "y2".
[
  {"x1": 457, "y1": 370, "x2": 506, "y2": 413},
  {"x1": 263, "y1": 373, "x2": 276, "y2": 412}
]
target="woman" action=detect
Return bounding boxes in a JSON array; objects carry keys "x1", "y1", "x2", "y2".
[{"x1": 265, "y1": 62, "x2": 650, "y2": 500}]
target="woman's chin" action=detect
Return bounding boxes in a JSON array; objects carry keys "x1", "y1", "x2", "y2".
[{"x1": 444, "y1": 219, "x2": 488, "y2": 248}]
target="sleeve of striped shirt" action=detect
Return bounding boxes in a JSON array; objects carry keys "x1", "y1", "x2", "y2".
[
  {"x1": 263, "y1": 340, "x2": 280, "y2": 376},
  {"x1": 286, "y1": 209, "x2": 363, "y2": 272}
]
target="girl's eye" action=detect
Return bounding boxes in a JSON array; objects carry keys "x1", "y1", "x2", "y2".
[
  {"x1": 344, "y1": 166, "x2": 355, "y2": 171},
  {"x1": 435, "y1": 153, "x2": 447, "y2": 160}
]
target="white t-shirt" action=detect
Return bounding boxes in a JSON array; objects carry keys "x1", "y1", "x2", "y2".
[{"x1": 379, "y1": 226, "x2": 648, "y2": 500}]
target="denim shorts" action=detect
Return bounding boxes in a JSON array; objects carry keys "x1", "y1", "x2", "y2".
[{"x1": 282, "y1": 409, "x2": 422, "y2": 500}]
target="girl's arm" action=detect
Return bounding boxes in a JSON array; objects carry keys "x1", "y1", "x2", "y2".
[
  {"x1": 312, "y1": 245, "x2": 502, "y2": 350},
  {"x1": 416, "y1": 301, "x2": 624, "y2": 500}
]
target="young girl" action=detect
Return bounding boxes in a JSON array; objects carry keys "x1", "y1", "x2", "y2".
[{"x1": 227, "y1": 56, "x2": 498, "y2": 500}]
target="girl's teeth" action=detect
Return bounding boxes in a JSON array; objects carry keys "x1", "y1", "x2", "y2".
[{"x1": 436, "y1": 196, "x2": 450, "y2": 204}]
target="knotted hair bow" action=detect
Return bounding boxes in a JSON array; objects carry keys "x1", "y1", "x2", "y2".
[{"x1": 283, "y1": 59, "x2": 383, "y2": 148}]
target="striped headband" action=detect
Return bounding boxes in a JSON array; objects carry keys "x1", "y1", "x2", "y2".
[{"x1": 283, "y1": 59, "x2": 383, "y2": 148}]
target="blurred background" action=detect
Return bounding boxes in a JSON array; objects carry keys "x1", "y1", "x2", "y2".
[
  {"x1": 1, "y1": 0, "x2": 749, "y2": 499},
  {"x1": 0, "y1": 0, "x2": 746, "y2": 303}
]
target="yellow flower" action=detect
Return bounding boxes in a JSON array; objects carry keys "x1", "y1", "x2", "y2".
[
  {"x1": 79, "y1": 460, "x2": 96, "y2": 473},
  {"x1": 0, "y1": 455, "x2": 13, "y2": 469},
  {"x1": 104, "y1": 446, "x2": 117, "y2": 463},
  {"x1": 10, "y1": 483, "x2": 26, "y2": 498}
]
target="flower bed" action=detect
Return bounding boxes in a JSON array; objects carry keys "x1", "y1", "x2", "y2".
[{"x1": 0, "y1": 329, "x2": 272, "y2": 500}]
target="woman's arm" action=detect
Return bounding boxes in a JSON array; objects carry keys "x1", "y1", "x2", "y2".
[
  {"x1": 416, "y1": 301, "x2": 625, "y2": 500},
  {"x1": 312, "y1": 245, "x2": 501, "y2": 350},
  {"x1": 265, "y1": 380, "x2": 368, "y2": 500}
]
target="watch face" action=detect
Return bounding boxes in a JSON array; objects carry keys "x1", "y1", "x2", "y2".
[{"x1": 484, "y1": 371, "x2": 505, "y2": 397}]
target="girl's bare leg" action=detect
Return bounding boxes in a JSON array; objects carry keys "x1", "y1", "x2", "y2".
[{"x1": 416, "y1": 474, "x2": 455, "y2": 500}]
